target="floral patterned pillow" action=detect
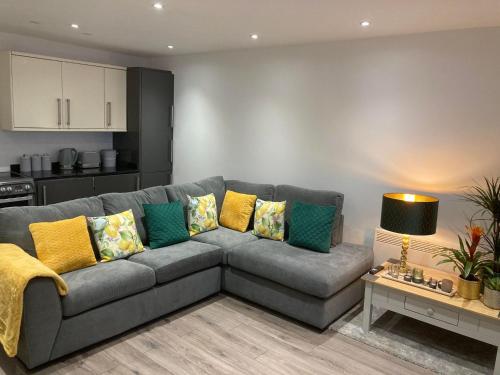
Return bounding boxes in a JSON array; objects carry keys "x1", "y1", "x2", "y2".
[
  {"x1": 187, "y1": 193, "x2": 219, "y2": 236},
  {"x1": 87, "y1": 209, "x2": 144, "y2": 262},
  {"x1": 252, "y1": 199, "x2": 286, "y2": 241}
]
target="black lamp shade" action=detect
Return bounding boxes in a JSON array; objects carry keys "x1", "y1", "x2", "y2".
[{"x1": 380, "y1": 193, "x2": 439, "y2": 236}]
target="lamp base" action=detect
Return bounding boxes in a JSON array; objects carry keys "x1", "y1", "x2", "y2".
[{"x1": 400, "y1": 234, "x2": 410, "y2": 273}]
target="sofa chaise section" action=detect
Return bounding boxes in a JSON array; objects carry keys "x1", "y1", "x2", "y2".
[
  {"x1": 228, "y1": 241, "x2": 373, "y2": 299},
  {"x1": 224, "y1": 240, "x2": 373, "y2": 329}
]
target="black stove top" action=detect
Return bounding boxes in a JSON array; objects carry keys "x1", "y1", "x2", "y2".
[{"x1": 0, "y1": 171, "x2": 25, "y2": 182}]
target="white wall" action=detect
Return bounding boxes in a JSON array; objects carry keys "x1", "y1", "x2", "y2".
[
  {"x1": 0, "y1": 32, "x2": 150, "y2": 169},
  {"x1": 151, "y1": 27, "x2": 500, "y2": 247}
]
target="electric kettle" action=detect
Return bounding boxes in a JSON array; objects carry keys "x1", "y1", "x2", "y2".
[{"x1": 58, "y1": 148, "x2": 78, "y2": 170}]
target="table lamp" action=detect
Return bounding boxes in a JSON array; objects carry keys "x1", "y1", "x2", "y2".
[{"x1": 380, "y1": 193, "x2": 439, "y2": 273}]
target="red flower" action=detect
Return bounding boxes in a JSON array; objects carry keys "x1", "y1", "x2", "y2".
[{"x1": 467, "y1": 225, "x2": 483, "y2": 258}]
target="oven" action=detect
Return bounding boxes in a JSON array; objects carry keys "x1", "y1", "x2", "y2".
[{"x1": 0, "y1": 175, "x2": 35, "y2": 208}]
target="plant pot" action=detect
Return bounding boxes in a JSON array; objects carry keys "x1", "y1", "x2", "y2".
[
  {"x1": 483, "y1": 286, "x2": 500, "y2": 309},
  {"x1": 457, "y1": 276, "x2": 481, "y2": 300}
]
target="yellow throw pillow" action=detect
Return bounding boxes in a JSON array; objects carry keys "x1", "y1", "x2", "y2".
[
  {"x1": 29, "y1": 216, "x2": 97, "y2": 274},
  {"x1": 219, "y1": 190, "x2": 257, "y2": 232}
]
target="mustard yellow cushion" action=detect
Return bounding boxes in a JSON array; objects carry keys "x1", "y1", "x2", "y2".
[
  {"x1": 29, "y1": 216, "x2": 97, "y2": 274},
  {"x1": 219, "y1": 190, "x2": 257, "y2": 232}
]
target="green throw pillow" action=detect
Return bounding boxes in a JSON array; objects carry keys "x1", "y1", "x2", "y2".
[
  {"x1": 288, "y1": 201, "x2": 336, "y2": 253},
  {"x1": 143, "y1": 201, "x2": 190, "y2": 249}
]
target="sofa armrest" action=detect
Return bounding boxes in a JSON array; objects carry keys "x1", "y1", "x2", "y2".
[{"x1": 16, "y1": 277, "x2": 62, "y2": 369}]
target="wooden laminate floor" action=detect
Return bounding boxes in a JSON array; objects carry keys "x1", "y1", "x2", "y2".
[{"x1": 0, "y1": 294, "x2": 434, "y2": 375}]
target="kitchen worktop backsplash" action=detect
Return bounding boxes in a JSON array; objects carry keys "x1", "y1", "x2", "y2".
[{"x1": 0, "y1": 131, "x2": 112, "y2": 170}]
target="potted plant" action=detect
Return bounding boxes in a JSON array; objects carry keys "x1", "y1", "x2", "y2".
[
  {"x1": 463, "y1": 177, "x2": 500, "y2": 309},
  {"x1": 434, "y1": 225, "x2": 489, "y2": 299}
]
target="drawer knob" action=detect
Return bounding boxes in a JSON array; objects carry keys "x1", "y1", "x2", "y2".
[{"x1": 426, "y1": 308, "x2": 434, "y2": 316}]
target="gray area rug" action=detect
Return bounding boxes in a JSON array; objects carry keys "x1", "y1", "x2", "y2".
[{"x1": 328, "y1": 304, "x2": 496, "y2": 375}]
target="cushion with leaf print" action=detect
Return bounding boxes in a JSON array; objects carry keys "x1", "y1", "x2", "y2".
[
  {"x1": 87, "y1": 209, "x2": 144, "y2": 262},
  {"x1": 187, "y1": 193, "x2": 219, "y2": 236},
  {"x1": 252, "y1": 199, "x2": 286, "y2": 241}
]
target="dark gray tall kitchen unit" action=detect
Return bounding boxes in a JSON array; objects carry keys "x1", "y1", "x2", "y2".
[{"x1": 114, "y1": 67, "x2": 174, "y2": 188}]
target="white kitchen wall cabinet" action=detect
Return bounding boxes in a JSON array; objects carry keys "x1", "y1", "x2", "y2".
[
  {"x1": 0, "y1": 51, "x2": 127, "y2": 132},
  {"x1": 104, "y1": 68, "x2": 127, "y2": 131}
]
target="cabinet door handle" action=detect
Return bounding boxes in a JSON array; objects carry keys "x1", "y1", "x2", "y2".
[
  {"x1": 66, "y1": 99, "x2": 71, "y2": 127},
  {"x1": 106, "y1": 102, "x2": 111, "y2": 127},
  {"x1": 170, "y1": 105, "x2": 174, "y2": 128},
  {"x1": 136, "y1": 175, "x2": 140, "y2": 191},
  {"x1": 42, "y1": 185, "x2": 47, "y2": 205},
  {"x1": 57, "y1": 98, "x2": 62, "y2": 127},
  {"x1": 170, "y1": 140, "x2": 173, "y2": 163}
]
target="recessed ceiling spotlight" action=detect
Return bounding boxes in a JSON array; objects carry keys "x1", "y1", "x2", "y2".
[
  {"x1": 153, "y1": 2, "x2": 163, "y2": 9},
  {"x1": 71, "y1": 23, "x2": 79, "y2": 29},
  {"x1": 167, "y1": 45, "x2": 174, "y2": 49},
  {"x1": 360, "y1": 20, "x2": 371, "y2": 28},
  {"x1": 250, "y1": 34, "x2": 259, "y2": 40}
]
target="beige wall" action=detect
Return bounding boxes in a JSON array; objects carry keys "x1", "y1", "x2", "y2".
[
  {"x1": 151, "y1": 27, "x2": 500, "y2": 247},
  {"x1": 0, "y1": 32, "x2": 149, "y2": 169}
]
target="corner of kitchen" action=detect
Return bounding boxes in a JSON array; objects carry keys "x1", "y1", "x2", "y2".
[{"x1": 0, "y1": 51, "x2": 173, "y2": 209}]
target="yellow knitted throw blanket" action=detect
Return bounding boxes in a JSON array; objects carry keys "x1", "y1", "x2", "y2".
[{"x1": 0, "y1": 244, "x2": 68, "y2": 357}]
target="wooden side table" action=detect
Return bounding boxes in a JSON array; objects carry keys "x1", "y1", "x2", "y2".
[{"x1": 362, "y1": 262, "x2": 500, "y2": 375}]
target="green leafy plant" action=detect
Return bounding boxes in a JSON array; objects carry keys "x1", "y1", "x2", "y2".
[
  {"x1": 484, "y1": 275, "x2": 500, "y2": 291},
  {"x1": 463, "y1": 177, "x2": 500, "y2": 284},
  {"x1": 434, "y1": 226, "x2": 490, "y2": 281}
]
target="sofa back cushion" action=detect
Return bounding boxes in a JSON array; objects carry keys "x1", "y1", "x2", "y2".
[
  {"x1": 194, "y1": 176, "x2": 225, "y2": 214},
  {"x1": 224, "y1": 180, "x2": 275, "y2": 201},
  {"x1": 166, "y1": 176, "x2": 225, "y2": 216},
  {"x1": 99, "y1": 186, "x2": 168, "y2": 245},
  {"x1": 275, "y1": 184, "x2": 344, "y2": 247},
  {"x1": 0, "y1": 197, "x2": 105, "y2": 257}
]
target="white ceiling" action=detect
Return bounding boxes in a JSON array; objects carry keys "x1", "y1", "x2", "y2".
[{"x1": 1, "y1": 0, "x2": 500, "y2": 57}]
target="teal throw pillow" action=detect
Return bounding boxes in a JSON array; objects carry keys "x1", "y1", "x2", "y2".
[
  {"x1": 143, "y1": 201, "x2": 189, "y2": 249},
  {"x1": 288, "y1": 201, "x2": 336, "y2": 253}
]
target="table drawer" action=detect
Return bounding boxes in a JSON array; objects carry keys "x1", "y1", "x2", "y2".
[{"x1": 404, "y1": 296, "x2": 459, "y2": 326}]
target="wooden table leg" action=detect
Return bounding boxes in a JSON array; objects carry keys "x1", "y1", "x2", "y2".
[
  {"x1": 362, "y1": 282, "x2": 373, "y2": 333},
  {"x1": 494, "y1": 346, "x2": 500, "y2": 375}
]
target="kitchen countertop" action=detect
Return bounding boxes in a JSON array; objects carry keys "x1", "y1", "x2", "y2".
[{"x1": 12, "y1": 165, "x2": 139, "y2": 181}]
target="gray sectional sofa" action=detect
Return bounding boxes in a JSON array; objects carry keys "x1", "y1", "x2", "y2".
[{"x1": 0, "y1": 176, "x2": 373, "y2": 369}]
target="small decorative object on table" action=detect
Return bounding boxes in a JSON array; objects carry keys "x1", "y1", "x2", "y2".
[
  {"x1": 412, "y1": 267, "x2": 424, "y2": 284},
  {"x1": 380, "y1": 193, "x2": 439, "y2": 273},
  {"x1": 438, "y1": 279, "x2": 454, "y2": 293},
  {"x1": 462, "y1": 177, "x2": 500, "y2": 309},
  {"x1": 381, "y1": 264, "x2": 456, "y2": 297}
]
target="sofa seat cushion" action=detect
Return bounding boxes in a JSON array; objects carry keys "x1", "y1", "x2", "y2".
[
  {"x1": 61, "y1": 260, "x2": 156, "y2": 317},
  {"x1": 128, "y1": 241, "x2": 223, "y2": 284},
  {"x1": 190, "y1": 226, "x2": 258, "y2": 263},
  {"x1": 228, "y1": 240, "x2": 373, "y2": 299}
]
